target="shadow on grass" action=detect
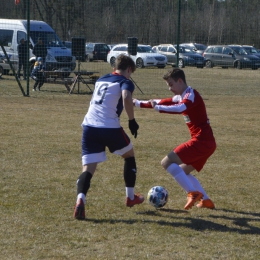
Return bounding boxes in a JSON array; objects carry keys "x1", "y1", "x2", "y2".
[
  {"x1": 137, "y1": 208, "x2": 188, "y2": 215},
  {"x1": 82, "y1": 208, "x2": 260, "y2": 235},
  {"x1": 35, "y1": 88, "x2": 93, "y2": 95},
  {"x1": 217, "y1": 208, "x2": 260, "y2": 218}
]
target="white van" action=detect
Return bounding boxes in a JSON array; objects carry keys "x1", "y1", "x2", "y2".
[{"x1": 0, "y1": 19, "x2": 76, "y2": 76}]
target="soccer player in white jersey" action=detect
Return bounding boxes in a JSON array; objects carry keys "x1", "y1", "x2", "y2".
[
  {"x1": 74, "y1": 54, "x2": 144, "y2": 220},
  {"x1": 133, "y1": 68, "x2": 216, "y2": 210}
]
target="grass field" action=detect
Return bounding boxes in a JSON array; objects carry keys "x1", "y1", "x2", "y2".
[{"x1": 1, "y1": 62, "x2": 260, "y2": 259}]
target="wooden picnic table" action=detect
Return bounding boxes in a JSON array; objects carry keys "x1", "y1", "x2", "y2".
[{"x1": 43, "y1": 70, "x2": 99, "y2": 93}]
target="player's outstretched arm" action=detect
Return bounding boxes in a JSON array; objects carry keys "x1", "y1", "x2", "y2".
[{"x1": 133, "y1": 99, "x2": 162, "y2": 108}]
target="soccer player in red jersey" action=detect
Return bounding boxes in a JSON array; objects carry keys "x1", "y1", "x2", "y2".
[{"x1": 134, "y1": 68, "x2": 216, "y2": 210}]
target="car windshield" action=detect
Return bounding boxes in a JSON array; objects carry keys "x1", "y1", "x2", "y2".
[
  {"x1": 231, "y1": 47, "x2": 248, "y2": 55},
  {"x1": 137, "y1": 46, "x2": 155, "y2": 53},
  {"x1": 194, "y1": 44, "x2": 207, "y2": 51},
  {"x1": 243, "y1": 47, "x2": 258, "y2": 54},
  {"x1": 179, "y1": 47, "x2": 196, "y2": 53},
  {"x1": 30, "y1": 31, "x2": 64, "y2": 48}
]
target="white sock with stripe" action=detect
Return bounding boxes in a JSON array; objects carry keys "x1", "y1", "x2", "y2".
[
  {"x1": 126, "y1": 187, "x2": 134, "y2": 200},
  {"x1": 77, "y1": 193, "x2": 86, "y2": 204}
]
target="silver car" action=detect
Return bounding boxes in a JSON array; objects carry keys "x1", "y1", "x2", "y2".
[
  {"x1": 107, "y1": 44, "x2": 167, "y2": 68},
  {"x1": 153, "y1": 44, "x2": 205, "y2": 68},
  {"x1": 0, "y1": 53, "x2": 17, "y2": 76}
]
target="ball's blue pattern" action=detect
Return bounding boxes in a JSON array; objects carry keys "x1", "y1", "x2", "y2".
[{"x1": 147, "y1": 186, "x2": 168, "y2": 208}]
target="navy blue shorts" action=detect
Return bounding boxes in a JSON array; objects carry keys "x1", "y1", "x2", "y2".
[{"x1": 81, "y1": 125, "x2": 132, "y2": 164}]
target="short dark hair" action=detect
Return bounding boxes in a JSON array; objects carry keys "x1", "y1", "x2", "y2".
[
  {"x1": 115, "y1": 54, "x2": 136, "y2": 72},
  {"x1": 163, "y1": 68, "x2": 187, "y2": 84},
  {"x1": 38, "y1": 37, "x2": 42, "y2": 41}
]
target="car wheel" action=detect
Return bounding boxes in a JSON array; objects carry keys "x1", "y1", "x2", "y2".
[
  {"x1": 136, "y1": 58, "x2": 144, "y2": 68},
  {"x1": 110, "y1": 57, "x2": 116, "y2": 67},
  {"x1": 236, "y1": 61, "x2": 242, "y2": 69},
  {"x1": 178, "y1": 59, "x2": 185, "y2": 68},
  {"x1": 0, "y1": 66, "x2": 3, "y2": 77},
  {"x1": 205, "y1": 60, "x2": 213, "y2": 68}
]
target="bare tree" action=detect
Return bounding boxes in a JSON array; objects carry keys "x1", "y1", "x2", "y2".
[{"x1": 0, "y1": 0, "x2": 260, "y2": 48}]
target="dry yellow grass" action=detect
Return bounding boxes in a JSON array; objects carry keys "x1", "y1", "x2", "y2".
[{"x1": 1, "y1": 63, "x2": 260, "y2": 259}]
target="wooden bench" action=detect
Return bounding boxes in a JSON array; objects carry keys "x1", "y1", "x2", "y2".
[{"x1": 43, "y1": 70, "x2": 99, "y2": 93}]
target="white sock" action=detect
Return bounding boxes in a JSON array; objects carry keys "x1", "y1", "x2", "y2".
[
  {"x1": 126, "y1": 187, "x2": 134, "y2": 200},
  {"x1": 77, "y1": 193, "x2": 86, "y2": 204},
  {"x1": 167, "y1": 163, "x2": 195, "y2": 193},
  {"x1": 187, "y1": 174, "x2": 209, "y2": 200}
]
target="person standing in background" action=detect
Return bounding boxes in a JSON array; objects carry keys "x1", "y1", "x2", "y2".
[
  {"x1": 17, "y1": 38, "x2": 28, "y2": 80},
  {"x1": 33, "y1": 37, "x2": 47, "y2": 66}
]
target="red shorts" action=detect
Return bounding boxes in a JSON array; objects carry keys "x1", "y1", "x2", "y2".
[{"x1": 174, "y1": 138, "x2": 216, "y2": 172}]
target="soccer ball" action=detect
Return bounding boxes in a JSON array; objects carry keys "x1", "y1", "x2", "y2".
[{"x1": 147, "y1": 186, "x2": 168, "y2": 208}]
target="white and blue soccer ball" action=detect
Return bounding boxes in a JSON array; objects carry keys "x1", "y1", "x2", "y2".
[{"x1": 147, "y1": 186, "x2": 168, "y2": 208}]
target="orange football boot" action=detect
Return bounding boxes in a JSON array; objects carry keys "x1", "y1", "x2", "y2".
[
  {"x1": 184, "y1": 191, "x2": 203, "y2": 210},
  {"x1": 196, "y1": 199, "x2": 215, "y2": 209}
]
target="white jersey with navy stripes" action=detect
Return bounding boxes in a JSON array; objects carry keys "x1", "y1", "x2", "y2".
[{"x1": 82, "y1": 73, "x2": 135, "y2": 128}]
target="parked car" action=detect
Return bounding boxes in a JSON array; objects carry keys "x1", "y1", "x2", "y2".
[
  {"x1": 85, "y1": 42, "x2": 110, "y2": 62},
  {"x1": 203, "y1": 45, "x2": 260, "y2": 70},
  {"x1": 107, "y1": 44, "x2": 167, "y2": 68},
  {"x1": 229, "y1": 45, "x2": 260, "y2": 69},
  {"x1": 0, "y1": 19, "x2": 76, "y2": 75},
  {"x1": 108, "y1": 44, "x2": 116, "y2": 50},
  {"x1": 0, "y1": 54, "x2": 6, "y2": 76},
  {"x1": 153, "y1": 44, "x2": 205, "y2": 68},
  {"x1": 241, "y1": 45, "x2": 260, "y2": 58},
  {"x1": 181, "y1": 43, "x2": 207, "y2": 54},
  {"x1": 0, "y1": 52, "x2": 17, "y2": 76}
]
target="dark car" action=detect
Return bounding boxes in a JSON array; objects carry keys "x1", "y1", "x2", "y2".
[
  {"x1": 181, "y1": 43, "x2": 207, "y2": 54},
  {"x1": 153, "y1": 44, "x2": 205, "y2": 68},
  {"x1": 203, "y1": 45, "x2": 260, "y2": 70},
  {"x1": 241, "y1": 45, "x2": 260, "y2": 58},
  {"x1": 85, "y1": 43, "x2": 110, "y2": 62}
]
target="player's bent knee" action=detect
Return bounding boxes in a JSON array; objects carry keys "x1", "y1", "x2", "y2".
[
  {"x1": 121, "y1": 147, "x2": 135, "y2": 158},
  {"x1": 161, "y1": 152, "x2": 183, "y2": 170},
  {"x1": 161, "y1": 157, "x2": 170, "y2": 170}
]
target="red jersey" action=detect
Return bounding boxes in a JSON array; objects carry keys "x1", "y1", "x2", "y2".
[{"x1": 136, "y1": 86, "x2": 215, "y2": 142}]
